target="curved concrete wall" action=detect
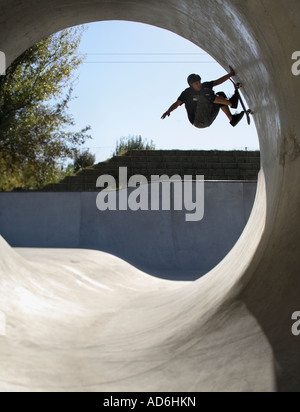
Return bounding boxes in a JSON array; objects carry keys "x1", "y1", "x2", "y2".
[{"x1": 0, "y1": 0, "x2": 300, "y2": 392}]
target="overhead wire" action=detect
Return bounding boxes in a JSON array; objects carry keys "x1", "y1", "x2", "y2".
[{"x1": 79, "y1": 52, "x2": 217, "y2": 64}]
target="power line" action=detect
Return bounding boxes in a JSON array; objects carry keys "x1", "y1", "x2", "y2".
[
  {"x1": 81, "y1": 52, "x2": 208, "y2": 56},
  {"x1": 84, "y1": 61, "x2": 216, "y2": 64},
  {"x1": 87, "y1": 146, "x2": 115, "y2": 149},
  {"x1": 80, "y1": 52, "x2": 216, "y2": 64}
]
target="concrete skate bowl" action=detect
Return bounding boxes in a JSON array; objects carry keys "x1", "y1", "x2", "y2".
[{"x1": 0, "y1": 0, "x2": 300, "y2": 392}]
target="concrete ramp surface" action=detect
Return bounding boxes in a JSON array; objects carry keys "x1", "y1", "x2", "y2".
[{"x1": 0, "y1": 0, "x2": 300, "y2": 392}]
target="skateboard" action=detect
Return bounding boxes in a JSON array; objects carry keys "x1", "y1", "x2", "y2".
[{"x1": 230, "y1": 78, "x2": 253, "y2": 125}]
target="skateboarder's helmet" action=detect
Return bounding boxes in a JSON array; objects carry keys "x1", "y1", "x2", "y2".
[{"x1": 188, "y1": 74, "x2": 201, "y2": 86}]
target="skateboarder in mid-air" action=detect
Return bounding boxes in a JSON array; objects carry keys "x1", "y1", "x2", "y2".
[{"x1": 161, "y1": 66, "x2": 245, "y2": 128}]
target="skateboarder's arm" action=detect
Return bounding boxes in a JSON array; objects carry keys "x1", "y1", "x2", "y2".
[
  {"x1": 213, "y1": 66, "x2": 235, "y2": 87},
  {"x1": 161, "y1": 100, "x2": 182, "y2": 119}
]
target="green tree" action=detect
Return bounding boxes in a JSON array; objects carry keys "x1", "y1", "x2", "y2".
[
  {"x1": 113, "y1": 135, "x2": 156, "y2": 157},
  {"x1": 0, "y1": 26, "x2": 91, "y2": 191},
  {"x1": 73, "y1": 149, "x2": 96, "y2": 173}
]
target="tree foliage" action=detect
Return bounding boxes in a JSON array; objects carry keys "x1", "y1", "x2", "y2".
[
  {"x1": 73, "y1": 149, "x2": 96, "y2": 173},
  {"x1": 0, "y1": 27, "x2": 91, "y2": 190},
  {"x1": 113, "y1": 135, "x2": 156, "y2": 157}
]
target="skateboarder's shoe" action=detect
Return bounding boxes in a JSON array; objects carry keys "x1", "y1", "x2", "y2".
[
  {"x1": 229, "y1": 90, "x2": 239, "y2": 109},
  {"x1": 230, "y1": 111, "x2": 245, "y2": 127}
]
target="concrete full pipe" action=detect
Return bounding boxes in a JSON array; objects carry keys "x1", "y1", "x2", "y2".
[{"x1": 0, "y1": 0, "x2": 300, "y2": 392}]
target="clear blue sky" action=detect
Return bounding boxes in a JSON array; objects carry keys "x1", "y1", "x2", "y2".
[{"x1": 67, "y1": 21, "x2": 259, "y2": 163}]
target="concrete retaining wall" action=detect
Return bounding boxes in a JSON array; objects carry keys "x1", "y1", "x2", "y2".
[
  {"x1": 44, "y1": 150, "x2": 261, "y2": 192},
  {"x1": 0, "y1": 182, "x2": 257, "y2": 280}
]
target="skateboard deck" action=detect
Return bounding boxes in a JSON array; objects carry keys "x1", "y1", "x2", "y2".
[{"x1": 230, "y1": 78, "x2": 253, "y2": 125}]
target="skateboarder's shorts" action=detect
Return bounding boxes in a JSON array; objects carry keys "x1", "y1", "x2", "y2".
[
  {"x1": 193, "y1": 90, "x2": 228, "y2": 129},
  {"x1": 215, "y1": 91, "x2": 227, "y2": 107}
]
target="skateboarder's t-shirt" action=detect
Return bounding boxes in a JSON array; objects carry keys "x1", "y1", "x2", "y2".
[{"x1": 178, "y1": 81, "x2": 215, "y2": 124}]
